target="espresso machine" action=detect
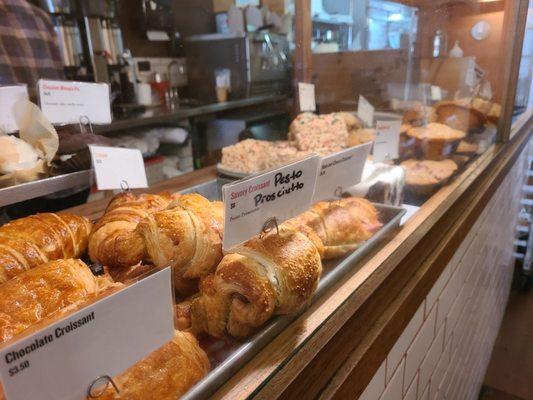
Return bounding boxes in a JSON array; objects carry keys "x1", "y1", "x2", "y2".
[{"x1": 39, "y1": 0, "x2": 86, "y2": 80}]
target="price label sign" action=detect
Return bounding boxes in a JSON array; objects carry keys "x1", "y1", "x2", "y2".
[
  {"x1": 38, "y1": 80, "x2": 111, "y2": 125},
  {"x1": 313, "y1": 142, "x2": 372, "y2": 202},
  {"x1": 298, "y1": 82, "x2": 316, "y2": 112},
  {"x1": 89, "y1": 145, "x2": 148, "y2": 191},
  {"x1": 0, "y1": 268, "x2": 175, "y2": 400},
  {"x1": 431, "y1": 85, "x2": 443, "y2": 101},
  {"x1": 358, "y1": 95, "x2": 375, "y2": 128},
  {"x1": 222, "y1": 155, "x2": 321, "y2": 250},
  {"x1": 373, "y1": 120, "x2": 401, "y2": 163},
  {"x1": 0, "y1": 85, "x2": 29, "y2": 133}
]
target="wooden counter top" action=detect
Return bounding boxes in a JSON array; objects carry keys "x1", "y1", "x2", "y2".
[{"x1": 63, "y1": 112, "x2": 532, "y2": 400}]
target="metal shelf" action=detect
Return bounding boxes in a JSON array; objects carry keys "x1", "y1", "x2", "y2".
[{"x1": 0, "y1": 170, "x2": 92, "y2": 208}]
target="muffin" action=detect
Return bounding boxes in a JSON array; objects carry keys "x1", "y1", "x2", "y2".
[
  {"x1": 347, "y1": 128, "x2": 376, "y2": 147},
  {"x1": 435, "y1": 101, "x2": 486, "y2": 132},
  {"x1": 402, "y1": 106, "x2": 437, "y2": 127},
  {"x1": 407, "y1": 123, "x2": 466, "y2": 160},
  {"x1": 401, "y1": 159, "x2": 458, "y2": 196}
]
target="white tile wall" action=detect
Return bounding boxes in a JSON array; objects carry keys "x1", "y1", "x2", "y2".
[{"x1": 357, "y1": 140, "x2": 529, "y2": 400}]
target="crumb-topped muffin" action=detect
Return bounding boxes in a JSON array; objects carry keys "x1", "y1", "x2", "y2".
[
  {"x1": 401, "y1": 159, "x2": 458, "y2": 195},
  {"x1": 407, "y1": 123, "x2": 466, "y2": 160}
]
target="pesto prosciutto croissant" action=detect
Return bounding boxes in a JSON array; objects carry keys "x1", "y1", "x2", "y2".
[
  {"x1": 0, "y1": 213, "x2": 92, "y2": 283},
  {"x1": 190, "y1": 224, "x2": 322, "y2": 338}
]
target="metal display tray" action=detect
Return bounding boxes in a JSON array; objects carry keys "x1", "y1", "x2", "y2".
[{"x1": 178, "y1": 179, "x2": 406, "y2": 400}]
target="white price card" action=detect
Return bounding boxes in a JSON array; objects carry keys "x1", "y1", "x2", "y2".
[
  {"x1": 313, "y1": 142, "x2": 372, "y2": 202},
  {"x1": 0, "y1": 268, "x2": 175, "y2": 400},
  {"x1": 431, "y1": 85, "x2": 443, "y2": 101},
  {"x1": 38, "y1": 80, "x2": 111, "y2": 124},
  {"x1": 357, "y1": 95, "x2": 375, "y2": 128},
  {"x1": 0, "y1": 85, "x2": 29, "y2": 133},
  {"x1": 373, "y1": 120, "x2": 401, "y2": 163},
  {"x1": 89, "y1": 145, "x2": 148, "y2": 191},
  {"x1": 298, "y1": 82, "x2": 316, "y2": 112},
  {"x1": 222, "y1": 155, "x2": 321, "y2": 250}
]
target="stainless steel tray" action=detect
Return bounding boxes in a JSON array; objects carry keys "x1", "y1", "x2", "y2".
[{"x1": 179, "y1": 179, "x2": 406, "y2": 400}]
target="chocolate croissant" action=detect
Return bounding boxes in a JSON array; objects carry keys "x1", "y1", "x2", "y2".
[
  {"x1": 0, "y1": 213, "x2": 92, "y2": 283},
  {"x1": 0, "y1": 259, "x2": 114, "y2": 344},
  {"x1": 137, "y1": 193, "x2": 224, "y2": 296},
  {"x1": 191, "y1": 224, "x2": 322, "y2": 338},
  {"x1": 89, "y1": 192, "x2": 178, "y2": 269},
  {"x1": 97, "y1": 331, "x2": 210, "y2": 400},
  {"x1": 289, "y1": 197, "x2": 382, "y2": 259}
]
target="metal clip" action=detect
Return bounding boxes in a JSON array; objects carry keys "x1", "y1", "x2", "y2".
[
  {"x1": 120, "y1": 180, "x2": 131, "y2": 192},
  {"x1": 260, "y1": 217, "x2": 279, "y2": 238},
  {"x1": 79, "y1": 115, "x2": 94, "y2": 135},
  {"x1": 87, "y1": 375, "x2": 120, "y2": 398},
  {"x1": 334, "y1": 186, "x2": 343, "y2": 198}
]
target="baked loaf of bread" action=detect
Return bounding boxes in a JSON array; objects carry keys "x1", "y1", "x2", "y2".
[
  {"x1": 0, "y1": 213, "x2": 92, "y2": 283},
  {"x1": 289, "y1": 198, "x2": 382, "y2": 260},
  {"x1": 0, "y1": 259, "x2": 114, "y2": 344},
  {"x1": 97, "y1": 331, "x2": 209, "y2": 400},
  {"x1": 191, "y1": 225, "x2": 322, "y2": 338},
  {"x1": 401, "y1": 159, "x2": 458, "y2": 195},
  {"x1": 89, "y1": 192, "x2": 178, "y2": 268},
  {"x1": 138, "y1": 194, "x2": 224, "y2": 296}
]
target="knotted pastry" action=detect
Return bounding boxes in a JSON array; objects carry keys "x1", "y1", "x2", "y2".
[
  {"x1": 191, "y1": 225, "x2": 322, "y2": 338},
  {"x1": 89, "y1": 192, "x2": 178, "y2": 269},
  {"x1": 0, "y1": 213, "x2": 92, "y2": 283},
  {"x1": 96, "y1": 331, "x2": 210, "y2": 400},
  {"x1": 0, "y1": 259, "x2": 114, "y2": 344},
  {"x1": 289, "y1": 197, "x2": 382, "y2": 260},
  {"x1": 137, "y1": 193, "x2": 224, "y2": 296}
]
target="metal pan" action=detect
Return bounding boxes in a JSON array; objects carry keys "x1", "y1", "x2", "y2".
[{"x1": 178, "y1": 180, "x2": 406, "y2": 400}]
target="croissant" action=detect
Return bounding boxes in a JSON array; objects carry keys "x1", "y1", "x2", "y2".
[
  {"x1": 0, "y1": 259, "x2": 114, "y2": 344},
  {"x1": 0, "y1": 213, "x2": 92, "y2": 283},
  {"x1": 191, "y1": 224, "x2": 322, "y2": 338},
  {"x1": 89, "y1": 192, "x2": 178, "y2": 269},
  {"x1": 96, "y1": 330, "x2": 210, "y2": 400},
  {"x1": 137, "y1": 193, "x2": 224, "y2": 296},
  {"x1": 290, "y1": 197, "x2": 382, "y2": 259}
]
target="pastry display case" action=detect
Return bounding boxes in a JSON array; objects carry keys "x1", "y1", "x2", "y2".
[{"x1": 0, "y1": 1, "x2": 531, "y2": 400}]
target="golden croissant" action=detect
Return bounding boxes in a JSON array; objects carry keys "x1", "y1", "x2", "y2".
[
  {"x1": 89, "y1": 192, "x2": 178, "y2": 268},
  {"x1": 191, "y1": 224, "x2": 322, "y2": 338},
  {"x1": 0, "y1": 259, "x2": 114, "y2": 344},
  {"x1": 289, "y1": 197, "x2": 382, "y2": 259},
  {"x1": 0, "y1": 213, "x2": 92, "y2": 283},
  {"x1": 137, "y1": 193, "x2": 224, "y2": 296},
  {"x1": 96, "y1": 331, "x2": 210, "y2": 400}
]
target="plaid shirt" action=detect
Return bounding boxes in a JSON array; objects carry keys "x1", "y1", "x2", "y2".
[{"x1": 0, "y1": 0, "x2": 63, "y2": 91}]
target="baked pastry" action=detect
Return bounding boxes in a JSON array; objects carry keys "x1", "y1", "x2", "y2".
[
  {"x1": 137, "y1": 193, "x2": 224, "y2": 296},
  {"x1": 338, "y1": 112, "x2": 363, "y2": 130},
  {"x1": 347, "y1": 128, "x2": 376, "y2": 147},
  {"x1": 407, "y1": 123, "x2": 466, "y2": 160},
  {"x1": 402, "y1": 106, "x2": 437, "y2": 127},
  {"x1": 89, "y1": 192, "x2": 178, "y2": 269},
  {"x1": 0, "y1": 135, "x2": 41, "y2": 174},
  {"x1": 97, "y1": 331, "x2": 209, "y2": 400},
  {"x1": 190, "y1": 224, "x2": 322, "y2": 338},
  {"x1": 401, "y1": 159, "x2": 458, "y2": 195},
  {"x1": 0, "y1": 213, "x2": 92, "y2": 283},
  {"x1": 0, "y1": 259, "x2": 114, "y2": 344},
  {"x1": 289, "y1": 113, "x2": 348, "y2": 156},
  {"x1": 346, "y1": 161, "x2": 405, "y2": 206},
  {"x1": 435, "y1": 101, "x2": 486, "y2": 132}
]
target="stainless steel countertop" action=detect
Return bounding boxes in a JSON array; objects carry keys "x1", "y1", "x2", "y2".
[{"x1": 94, "y1": 94, "x2": 290, "y2": 134}]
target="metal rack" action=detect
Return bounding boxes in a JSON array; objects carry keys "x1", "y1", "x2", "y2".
[{"x1": 0, "y1": 170, "x2": 92, "y2": 208}]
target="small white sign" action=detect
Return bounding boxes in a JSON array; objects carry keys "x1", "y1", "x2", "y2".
[
  {"x1": 358, "y1": 95, "x2": 375, "y2": 128},
  {"x1": 38, "y1": 80, "x2": 111, "y2": 125},
  {"x1": 0, "y1": 85, "x2": 29, "y2": 133},
  {"x1": 373, "y1": 120, "x2": 401, "y2": 163},
  {"x1": 89, "y1": 145, "x2": 148, "y2": 191},
  {"x1": 465, "y1": 60, "x2": 477, "y2": 87},
  {"x1": 313, "y1": 143, "x2": 372, "y2": 202},
  {"x1": 0, "y1": 268, "x2": 175, "y2": 400},
  {"x1": 223, "y1": 155, "x2": 321, "y2": 250},
  {"x1": 431, "y1": 85, "x2": 443, "y2": 101},
  {"x1": 298, "y1": 82, "x2": 316, "y2": 112}
]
